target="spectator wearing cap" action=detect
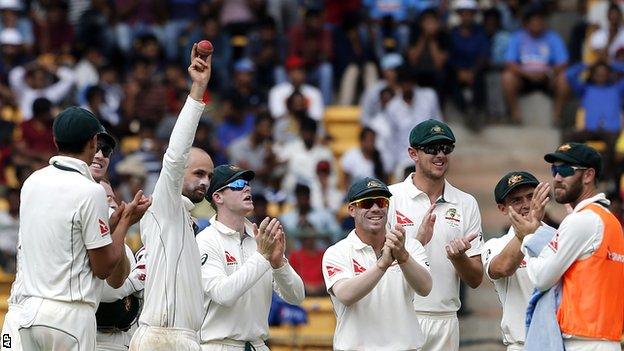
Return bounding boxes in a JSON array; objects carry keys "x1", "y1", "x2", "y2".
[
  {"x1": 280, "y1": 183, "x2": 342, "y2": 245},
  {"x1": 511, "y1": 143, "x2": 624, "y2": 351},
  {"x1": 288, "y1": 8, "x2": 334, "y2": 104},
  {"x1": 8, "y1": 57, "x2": 76, "y2": 120},
  {"x1": 17, "y1": 106, "x2": 148, "y2": 351},
  {"x1": 0, "y1": 27, "x2": 30, "y2": 79},
  {"x1": 449, "y1": 0, "x2": 489, "y2": 127},
  {"x1": 0, "y1": 0, "x2": 34, "y2": 50},
  {"x1": 196, "y1": 164, "x2": 304, "y2": 350},
  {"x1": 268, "y1": 55, "x2": 324, "y2": 121},
  {"x1": 387, "y1": 119, "x2": 484, "y2": 351},
  {"x1": 360, "y1": 52, "x2": 402, "y2": 124},
  {"x1": 223, "y1": 58, "x2": 266, "y2": 113},
  {"x1": 482, "y1": 171, "x2": 553, "y2": 350},
  {"x1": 12, "y1": 97, "x2": 56, "y2": 170},
  {"x1": 502, "y1": 6, "x2": 569, "y2": 125},
  {"x1": 322, "y1": 176, "x2": 432, "y2": 350},
  {"x1": 385, "y1": 66, "x2": 442, "y2": 174}
]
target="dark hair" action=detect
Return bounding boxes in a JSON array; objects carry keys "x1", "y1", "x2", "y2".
[
  {"x1": 255, "y1": 111, "x2": 273, "y2": 126},
  {"x1": 286, "y1": 90, "x2": 305, "y2": 110},
  {"x1": 522, "y1": 5, "x2": 546, "y2": 23},
  {"x1": 32, "y1": 97, "x2": 52, "y2": 116},
  {"x1": 252, "y1": 192, "x2": 268, "y2": 205},
  {"x1": 295, "y1": 183, "x2": 311, "y2": 196},
  {"x1": 483, "y1": 7, "x2": 502, "y2": 23},
  {"x1": 56, "y1": 138, "x2": 93, "y2": 154},
  {"x1": 299, "y1": 117, "x2": 318, "y2": 134},
  {"x1": 360, "y1": 127, "x2": 386, "y2": 181},
  {"x1": 587, "y1": 61, "x2": 612, "y2": 85},
  {"x1": 85, "y1": 85, "x2": 105, "y2": 102},
  {"x1": 608, "y1": 3, "x2": 622, "y2": 17}
]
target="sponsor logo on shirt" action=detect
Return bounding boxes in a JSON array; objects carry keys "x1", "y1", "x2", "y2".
[
  {"x1": 444, "y1": 208, "x2": 460, "y2": 222},
  {"x1": 225, "y1": 251, "x2": 237, "y2": 265},
  {"x1": 519, "y1": 259, "x2": 527, "y2": 268},
  {"x1": 396, "y1": 211, "x2": 414, "y2": 226},
  {"x1": 608, "y1": 251, "x2": 624, "y2": 263},
  {"x1": 352, "y1": 259, "x2": 366, "y2": 274},
  {"x1": 326, "y1": 265, "x2": 342, "y2": 277},
  {"x1": 548, "y1": 232, "x2": 559, "y2": 252},
  {"x1": 98, "y1": 218, "x2": 110, "y2": 236}
]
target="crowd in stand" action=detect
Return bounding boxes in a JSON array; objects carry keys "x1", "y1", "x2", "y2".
[{"x1": 1, "y1": 0, "x2": 624, "y2": 294}]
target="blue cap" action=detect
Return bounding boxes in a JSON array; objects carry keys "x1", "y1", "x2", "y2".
[
  {"x1": 381, "y1": 53, "x2": 403, "y2": 70},
  {"x1": 234, "y1": 58, "x2": 255, "y2": 72}
]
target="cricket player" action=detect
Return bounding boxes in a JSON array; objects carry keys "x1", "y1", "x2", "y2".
[
  {"x1": 17, "y1": 106, "x2": 150, "y2": 351},
  {"x1": 323, "y1": 177, "x2": 432, "y2": 350},
  {"x1": 482, "y1": 171, "x2": 551, "y2": 351},
  {"x1": 196, "y1": 164, "x2": 304, "y2": 350},
  {"x1": 387, "y1": 119, "x2": 483, "y2": 350},
  {"x1": 129, "y1": 44, "x2": 214, "y2": 350},
  {"x1": 511, "y1": 143, "x2": 624, "y2": 351}
]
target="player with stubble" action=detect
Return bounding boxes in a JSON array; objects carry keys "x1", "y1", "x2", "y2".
[
  {"x1": 387, "y1": 119, "x2": 484, "y2": 351},
  {"x1": 129, "y1": 44, "x2": 214, "y2": 351}
]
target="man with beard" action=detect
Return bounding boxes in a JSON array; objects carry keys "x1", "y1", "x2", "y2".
[
  {"x1": 510, "y1": 143, "x2": 624, "y2": 351},
  {"x1": 482, "y1": 171, "x2": 551, "y2": 351},
  {"x1": 129, "y1": 44, "x2": 214, "y2": 351},
  {"x1": 322, "y1": 177, "x2": 432, "y2": 350},
  {"x1": 387, "y1": 119, "x2": 483, "y2": 351},
  {"x1": 196, "y1": 164, "x2": 304, "y2": 350}
]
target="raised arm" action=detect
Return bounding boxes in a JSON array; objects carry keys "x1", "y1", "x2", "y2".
[{"x1": 153, "y1": 44, "x2": 211, "y2": 199}]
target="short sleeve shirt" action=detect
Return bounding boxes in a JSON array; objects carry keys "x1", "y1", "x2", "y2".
[
  {"x1": 322, "y1": 230, "x2": 430, "y2": 350},
  {"x1": 387, "y1": 174, "x2": 483, "y2": 313},
  {"x1": 505, "y1": 29, "x2": 568, "y2": 72}
]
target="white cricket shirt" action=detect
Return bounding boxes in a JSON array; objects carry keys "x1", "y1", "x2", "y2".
[
  {"x1": 196, "y1": 217, "x2": 305, "y2": 344},
  {"x1": 139, "y1": 96, "x2": 206, "y2": 331},
  {"x1": 322, "y1": 230, "x2": 430, "y2": 350},
  {"x1": 19, "y1": 156, "x2": 112, "y2": 308},
  {"x1": 482, "y1": 227, "x2": 534, "y2": 346},
  {"x1": 388, "y1": 174, "x2": 483, "y2": 313}
]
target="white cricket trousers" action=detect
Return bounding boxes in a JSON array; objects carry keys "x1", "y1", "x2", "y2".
[
  {"x1": 1, "y1": 304, "x2": 23, "y2": 351},
  {"x1": 19, "y1": 299, "x2": 96, "y2": 351},
  {"x1": 201, "y1": 339, "x2": 270, "y2": 351},
  {"x1": 96, "y1": 330, "x2": 132, "y2": 351},
  {"x1": 506, "y1": 343, "x2": 524, "y2": 351},
  {"x1": 129, "y1": 325, "x2": 200, "y2": 351},
  {"x1": 564, "y1": 339, "x2": 621, "y2": 351},
  {"x1": 415, "y1": 312, "x2": 459, "y2": 351}
]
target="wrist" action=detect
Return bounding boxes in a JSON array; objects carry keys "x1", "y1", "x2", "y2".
[
  {"x1": 396, "y1": 251, "x2": 410, "y2": 264},
  {"x1": 376, "y1": 259, "x2": 389, "y2": 271},
  {"x1": 271, "y1": 257, "x2": 286, "y2": 269}
]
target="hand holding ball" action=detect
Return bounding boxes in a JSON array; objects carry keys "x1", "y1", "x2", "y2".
[{"x1": 197, "y1": 40, "x2": 213, "y2": 58}]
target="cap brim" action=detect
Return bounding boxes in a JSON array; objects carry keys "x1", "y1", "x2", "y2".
[
  {"x1": 544, "y1": 152, "x2": 580, "y2": 165},
  {"x1": 497, "y1": 180, "x2": 539, "y2": 203},
  {"x1": 350, "y1": 188, "x2": 392, "y2": 203},
  {"x1": 418, "y1": 135, "x2": 455, "y2": 146},
  {"x1": 226, "y1": 169, "x2": 255, "y2": 184},
  {"x1": 97, "y1": 132, "x2": 117, "y2": 149}
]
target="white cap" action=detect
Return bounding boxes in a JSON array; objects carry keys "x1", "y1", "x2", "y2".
[
  {"x1": 0, "y1": 28, "x2": 23, "y2": 45},
  {"x1": 380, "y1": 53, "x2": 404, "y2": 70},
  {"x1": 0, "y1": 0, "x2": 21, "y2": 11},
  {"x1": 455, "y1": 0, "x2": 478, "y2": 11}
]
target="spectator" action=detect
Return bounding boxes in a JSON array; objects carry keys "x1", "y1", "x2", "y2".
[
  {"x1": 363, "y1": 0, "x2": 414, "y2": 55},
  {"x1": 276, "y1": 117, "x2": 334, "y2": 196},
  {"x1": 34, "y1": 1, "x2": 75, "y2": 55},
  {"x1": 12, "y1": 97, "x2": 55, "y2": 170},
  {"x1": 223, "y1": 58, "x2": 265, "y2": 113},
  {"x1": 502, "y1": 6, "x2": 569, "y2": 124},
  {"x1": 228, "y1": 112, "x2": 276, "y2": 191},
  {"x1": 309, "y1": 160, "x2": 344, "y2": 215},
  {"x1": 97, "y1": 65, "x2": 123, "y2": 132},
  {"x1": 162, "y1": 0, "x2": 200, "y2": 61},
  {"x1": 247, "y1": 16, "x2": 287, "y2": 95},
  {"x1": 341, "y1": 126, "x2": 387, "y2": 189},
  {"x1": 215, "y1": 95, "x2": 255, "y2": 164},
  {"x1": 75, "y1": 0, "x2": 116, "y2": 56},
  {"x1": 273, "y1": 90, "x2": 310, "y2": 146},
  {"x1": 113, "y1": 0, "x2": 166, "y2": 55},
  {"x1": 288, "y1": 8, "x2": 334, "y2": 104},
  {"x1": 269, "y1": 55, "x2": 324, "y2": 120},
  {"x1": 0, "y1": 0, "x2": 34, "y2": 52},
  {"x1": 360, "y1": 53, "x2": 402, "y2": 124},
  {"x1": 74, "y1": 47, "x2": 105, "y2": 97},
  {"x1": 0, "y1": 27, "x2": 30, "y2": 81},
  {"x1": 407, "y1": 8, "x2": 449, "y2": 97},
  {"x1": 449, "y1": 0, "x2": 489, "y2": 126},
  {"x1": 121, "y1": 58, "x2": 167, "y2": 127},
  {"x1": 366, "y1": 86, "x2": 397, "y2": 173},
  {"x1": 589, "y1": 4, "x2": 624, "y2": 62},
  {"x1": 334, "y1": 12, "x2": 378, "y2": 106},
  {"x1": 289, "y1": 231, "x2": 327, "y2": 296},
  {"x1": 8, "y1": 60, "x2": 75, "y2": 120},
  {"x1": 483, "y1": 7, "x2": 510, "y2": 66},
  {"x1": 385, "y1": 66, "x2": 442, "y2": 172},
  {"x1": 280, "y1": 183, "x2": 342, "y2": 244},
  {"x1": 0, "y1": 187, "x2": 19, "y2": 272}
]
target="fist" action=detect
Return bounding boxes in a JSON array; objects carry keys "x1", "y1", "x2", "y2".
[{"x1": 197, "y1": 40, "x2": 213, "y2": 58}]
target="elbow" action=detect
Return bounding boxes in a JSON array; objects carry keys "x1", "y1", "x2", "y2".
[
  {"x1": 93, "y1": 269, "x2": 111, "y2": 281},
  {"x1": 106, "y1": 276, "x2": 125, "y2": 289},
  {"x1": 417, "y1": 281, "x2": 432, "y2": 297}
]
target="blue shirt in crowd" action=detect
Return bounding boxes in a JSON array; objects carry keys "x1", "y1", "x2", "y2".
[
  {"x1": 566, "y1": 63, "x2": 624, "y2": 132},
  {"x1": 505, "y1": 29, "x2": 568, "y2": 72},
  {"x1": 449, "y1": 25, "x2": 489, "y2": 69}
]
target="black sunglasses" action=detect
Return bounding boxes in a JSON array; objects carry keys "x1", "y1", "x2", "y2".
[
  {"x1": 97, "y1": 142, "x2": 113, "y2": 158},
  {"x1": 551, "y1": 164, "x2": 587, "y2": 178},
  {"x1": 417, "y1": 144, "x2": 455, "y2": 155}
]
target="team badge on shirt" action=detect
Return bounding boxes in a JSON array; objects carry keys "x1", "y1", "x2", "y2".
[
  {"x1": 395, "y1": 211, "x2": 414, "y2": 226},
  {"x1": 519, "y1": 259, "x2": 527, "y2": 268},
  {"x1": 352, "y1": 259, "x2": 366, "y2": 274},
  {"x1": 98, "y1": 218, "x2": 110, "y2": 236},
  {"x1": 444, "y1": 208, "x2": 461, "y2": 228},
  {"x1": 225, "y1": 251, "x2": 238, "y2": 265},
  {"x1": 326, "y1": 265, "x2": 342, "y2": 277},
  {"x1": 548, "y1": 232, "x2": 559, "y2": 252}
]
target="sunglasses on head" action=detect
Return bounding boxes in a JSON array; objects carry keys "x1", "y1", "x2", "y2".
[
  {"x1": 218, "y1": 179, "x2": 249, "y2": 192},
  {"x1": 97, "y1": 142, "x2": 113, "y2": 158},
  {"x1": 417, "y1": 143, "x2": 455, "y2": 155},
  {"x1": 551, "y1": 164, "x2": 587, "y2": 178},
  {"x1": 350, "y1": 196, "x2": 390, "y2": 209}
]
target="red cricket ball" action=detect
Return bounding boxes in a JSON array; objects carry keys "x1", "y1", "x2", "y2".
[{"x1": 197, "y1": 40, "x2": 213, "y2": 56}]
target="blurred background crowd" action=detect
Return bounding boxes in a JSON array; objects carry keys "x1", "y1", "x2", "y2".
[{"x1": 0, "y1": 0, "x2": 624, "y2": 297}]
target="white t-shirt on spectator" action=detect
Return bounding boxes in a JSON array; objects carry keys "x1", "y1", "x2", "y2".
[
  {"x1": 268, "y1": 82, "x2": 324, "y2": 120},
  {"x1": 590, "y1": 27, "x2": 624, "y2": 60}
]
